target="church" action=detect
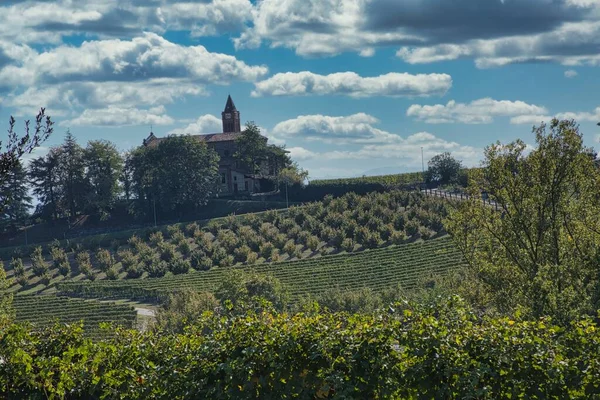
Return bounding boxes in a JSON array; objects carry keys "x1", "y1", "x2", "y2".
[{"x1": 143, "y1": 95, "x2": 279, "y2": 197}]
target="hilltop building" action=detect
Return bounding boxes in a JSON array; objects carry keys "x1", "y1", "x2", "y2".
[{"x1": 143, "y1": 95, "x2": 283, "y2": 196}]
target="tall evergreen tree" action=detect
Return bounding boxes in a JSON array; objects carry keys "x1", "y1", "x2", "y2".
[
  {"x1": 0, "y1": 160, "x2": 31, "y2": 230},
  {"x1": 57, "y1": 130, "x2": 87, "y2": 217},
  {"x1": 28, "y1": 148, "x2": 61, "y2": 220},
  {"x1": 84, "y1": 140, "x2": 124, "y2": 213}
]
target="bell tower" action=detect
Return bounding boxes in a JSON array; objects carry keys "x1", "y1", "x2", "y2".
[{"x1": 222, "y1": 95, "x2": 241, "y2": 133}]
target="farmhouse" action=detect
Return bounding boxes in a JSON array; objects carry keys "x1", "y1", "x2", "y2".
[{"x1": 143, "y1": 95, "x2": 282, "y2": 196}]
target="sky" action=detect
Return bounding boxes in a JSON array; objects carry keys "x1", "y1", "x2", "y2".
[{"x1": 1, "y1": 0, "x2": 600, "y2": 179}]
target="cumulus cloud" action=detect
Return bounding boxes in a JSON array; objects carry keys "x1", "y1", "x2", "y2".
[
  {"x1": 168, "y1": 114, "x2": 222, "y2": 135},
  {"x1": 272, "y1": 113, "x2": 401, "y2": 143},
  {"x1": 0, "y1": 32, "x2": 267, "y2": 89},
  {"x1": 62, "y1": 105, "x2": 174, "y2": 127},
  {"x1": 252, "y1": 71, "x2": 452, "y2": 98},
  {"x1": 565, "y1": 69, "x2": 579, "y2": 78},
  {"x1": 509, "y1": 106, "x2": 600, "y2": 125},
  {"x1": 236, "y1": 0, "x2": 600, "y2": 68},
  {"x1": 407, "y1": 98, "x2": 548, "y2": 124}
]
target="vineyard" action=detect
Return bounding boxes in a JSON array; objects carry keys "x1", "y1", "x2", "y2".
[
  {"x1": 310, "y1": 171, "x2": 423, "y2": 186},
  {"x1": 12, "y1": 295, "x2": 137, "y2": 338},
  {"x1": 57, "y1": 236, "x2": 463, "y2": 302},
  {"x1": 5, "y1": 191, "x2": 449, "y2": 294}
]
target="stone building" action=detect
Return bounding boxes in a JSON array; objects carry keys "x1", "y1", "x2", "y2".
[{"x1": 143, "y1": 95, "x2": 281, "y2": 196}]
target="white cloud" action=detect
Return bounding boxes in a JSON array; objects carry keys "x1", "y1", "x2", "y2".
[
  {"x1": 407, "y1": 98, "x2": 548, "y2": 124},
  {"x1": 252, "y1": 71, "x2": 452, "y2": 98},
  {"x1": 564, "y1": 69, "x2": 578, "y2": 78},
  {"x1": 556, "y1": 107, "x2": 600, "y2": 122},
  {"x1": 396, "y1": 20, "x2": 600, "y2": 68},
  {"x1": 62, "y1": 105, "x2": 174, "y2": 127},
  {"x1": 509, "y1": 115, "x2": 553, "y2": 125},
  {"x1": 287, "y1": 146, "x2": 317, "y2": 161},
  {"x1": 168, "y1": 114, "x2": 222, "y2": 135},
  {"x1": 0, "y1": 32, "x2": 267, "y2": 89},
  {"x1": 272, "y1": 113, "x2": 400, "y2": 143}
]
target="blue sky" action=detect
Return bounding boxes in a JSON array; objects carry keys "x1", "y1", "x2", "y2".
[{"x1": 1, "y1": 0, "x2": 600, "y2": 179}]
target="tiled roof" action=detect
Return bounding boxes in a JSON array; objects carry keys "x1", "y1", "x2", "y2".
[{"x1": 145, "y1": 132, "x2": 242, "y2": 146}]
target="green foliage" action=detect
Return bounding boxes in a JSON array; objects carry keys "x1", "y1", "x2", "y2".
[
  {"x1": 169, "y1": 258, "x2": 191, "y2": 275},
  {"x1": 84, "y1": 139, "x2": 123, "y2": 213},
  {"x1": 10, "y1": 257, "x2": 25, "y2": 277},
  {"x1": 425, "y1": 152, "x2": 463, "y2": 185},
  {"x1": 6, "y1": 298, "x2": 600, "y2": 398},
  {"x1": 95, "y1": 248, "x2": 114, "y2": 272},
  {"x1": 215, "y1": 271, "x2": 289, "y2": 313},
  {"x1": 446, "y1": 119, "x2": 600, "y2": 324},
  {"x1": 0, "y1": 263, "x2": 13, "y2": 327},
  {"x1": 154, "y1": 290, "x2": 219, "y2": 333}
]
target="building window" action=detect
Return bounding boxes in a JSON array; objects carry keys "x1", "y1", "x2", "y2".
[
  {"x1": 224, "y1": 150, "x2": 230, "y2": 157},
  {"x1": 234, "y1": 176, "x2": 237, "y2": 181},
  {"x1": 245, "y1": 181, "x2": 249, "y2": 191},
  {"x1": 221, "y1": 173, "x2": 226, "y2": 184}
]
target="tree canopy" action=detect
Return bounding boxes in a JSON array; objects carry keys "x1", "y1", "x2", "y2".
[
  {"x1": 425, "y1": 152, "x2": 462, "y2": 185},
  {"x1": 446, "y1": 119, "x2": 600, "y2": 323}
]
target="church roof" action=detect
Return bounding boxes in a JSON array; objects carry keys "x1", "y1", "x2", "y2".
[
  {"x1": 144, "y1": 132, "x2": 242, "y2": 146},
  {"x1": 224, "y1": 95, "x2": 237, "y2": 112}
]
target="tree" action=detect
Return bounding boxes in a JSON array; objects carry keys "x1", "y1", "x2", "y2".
[
  {"x1": 234, "y1": 122, "x2": 292, "y2": 175},
  {"x1": 1, "y1": 108, "x2": 53, "y2": 213},
  {"x1": 0, "y1": 161, "x2": 31, "y2": 231},
  {"x1": 84, "y1": 140, "x2": 124, "y2": 213},
  {"x1": 216, "y1": 270, "x2": 290, "y2": 313},
  {"x1": 29, "y1": 148, "x2": 62, "y2": 220},
  {"x1": 57, "y1": 130, "x2": 87, "y2": 217},
  {"x1": 277, "y1": 165, "x2": 309, "y2": 207},
  {"x1": 446, "y1": 119, "x2": 600, "y2": 324},
  {"x1": 425, "y1": 152, "x2": 462, "y2": 185},
  {"x1": 130, "y1": 135, "x2": 220, "y2": 217},
  {"x1": 0, "y1": 262, "x2": 13, "y2": 327}
]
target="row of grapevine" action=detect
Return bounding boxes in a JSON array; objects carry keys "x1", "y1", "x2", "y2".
[
  {"x1": 310, "y1": 171, "x2": 423, "y2": 186},
  {"x1": 13, "y1": 295, "x2": 137, "y2": 338},
  {"x1": 57, "y1": 236, "x2": 464, "y2": 302},
  {"x1": 6, "y1": 190, "x2": 451, "y2": 292}
]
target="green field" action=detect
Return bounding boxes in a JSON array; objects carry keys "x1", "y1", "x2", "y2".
[
  {"x1": 13, "y1": 295, "x2": 138, "y2": 338},
  {"x1": 310, "y1": 172, "x2": 424, "y2": 186},
  {"x1": 57, "y1": 236, "x2": 463, "y2": 302}
]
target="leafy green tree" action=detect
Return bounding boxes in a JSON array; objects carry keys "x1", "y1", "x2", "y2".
[
  {"x1": 215, "y1": 270, "x2": 289, "y2": 313},
  {"x1": 277, "y1": 164, "x2": 309, "y2": 207},
  {"x1": 0, "y1": 161, "x2": 31, "y2": 230},
  {"x1": 0, "y1": 261, "x2": 13, "y2": 327},
  {"x1": 57, "y1": 130, "x2": 87, "y2": 217},
  {"x1": 130, "y1": 136, "x2": 220, "y2": 217},
  {"x1": 29, "y1": 148, "x2": 61, "y2": 220},
  {"x1": 154, "y1": 289, "x2": 219, "y2": 333},
  {"x1": 84, "y1": 140, "x2": 124, "y2": 213},
  {"x1": 446, "y1": 119, "x2": 600, "y2": 323},
  {"x1": 235, "y1": 122, "x2": 292, "y2": 175},
  {"x1": 1, "y1": 108, "x2": 53, "y2": 213},
  {"x1": 425, "y1": 152, "x2": 463, "y2": 185}
]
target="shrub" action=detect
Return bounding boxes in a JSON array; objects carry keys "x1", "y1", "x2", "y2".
[
  {"x1": 219, "y1": 255, "x2": 234, "y2": 268},
  {"x1": 166, "y1": 224, "x2": 182, "y2": 240},
  {"x1": 57, "y1": 260, "x2": 71, "y2": 277},
  {"x1": 270, "y1": 249, "x2": 280, "y2": 262},
  {"x1": 144, "y1": 260, "x2": 168, "y2": 278},
  {"x1": 418, "y1": 226, "x2": 433, "y2": 240},
  {"x1": 363, "y1": 231, "x2": 383, "y2": 249},
  {"x1": 118, "y1": 250, "x2": 138, "y2": 269},
  {"x1": 126, "y1": 263, "x2": 143, "y2": 279},
  {"x1": 158, "y1": 242, "x2": 176, "y2": 262},
  {"x1": 195, "y1": 232, "x2": 213, "y2": 253},
  {"x1": 259, "y1": 242, "x2": 275, "y2": 260},
  {"x1": 169, "y1": 259, "x2": 191, "y2": 275},
  {"x1": 171, "y1": 231, "x2": 187, "y2": 246},
  {"x1": 211, "y1": 247, "x2": 228, "y2": 265},
  {"x1": 273, "y1": 234, "x2": 288, "y2": 250},
  {"x1": 105, "y1": 267, "x2": 119, "y2": 280},
  {"x1": 234, "y1": 245, "x2": 252, "y2": 263},
  {"x1": 391, "y1": 230, "x2": 407, "y2": 245},
  {"x1": 341, "y1": 238, "x2": 355, "y2": 252},
  {"x1": 11, "y1": 258, "x2": 25, "y2": 277},
  {"x1": 405, "y1": 220, "x2": 420, "y2": 236},
  {"x1": 84, "y1": 267, "x2": 96, "y2": 281},
  {"x1": 246, "y1": 251, "x2": 258, "y2": 265},
  {"x1": 50, "y1": 247, "x2": 68, "y2": 269},
  {"x1": 95, "y1": 249, "x2": 114, "y2": 272},
  {"x1": 277, "y1": 218, "x2": 297, "y2": 234},
  {"x1": 379, "y1": 224, "x2": 395, "y2": 241},
  {"x1": 16, "y1": 274, "x2": 28, "y2": 287},
  {"x1": 198, "y1": 256, "x2": 213, "y2": 271},
  {"x1": 30, "y1": 247, "x2": 47, "y2": 275},
  {"x1": 149, "y1": 231, "x2": 165, "y2": 246},
  {"x1": 282, "y1": 240, "x2": 297, "y2": 257},
  {"x1": 186, "y1": 222, "x2": 200, "y2": 236},
  {"x1": 217, "y1": 229, "x2": 239, "y2": 253},
  {"x1": 306, "y1": 235, "x2": 320, "y2": 252},
  {"x1": 190, "y1": 250, "x2": 205, "y2": 269},
  {"x1": 177, "y1": 241, "x2": 192, "y2": 256},
  {"x1": 39, "y1": 272, "x2": 51, "y2": 286}
]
